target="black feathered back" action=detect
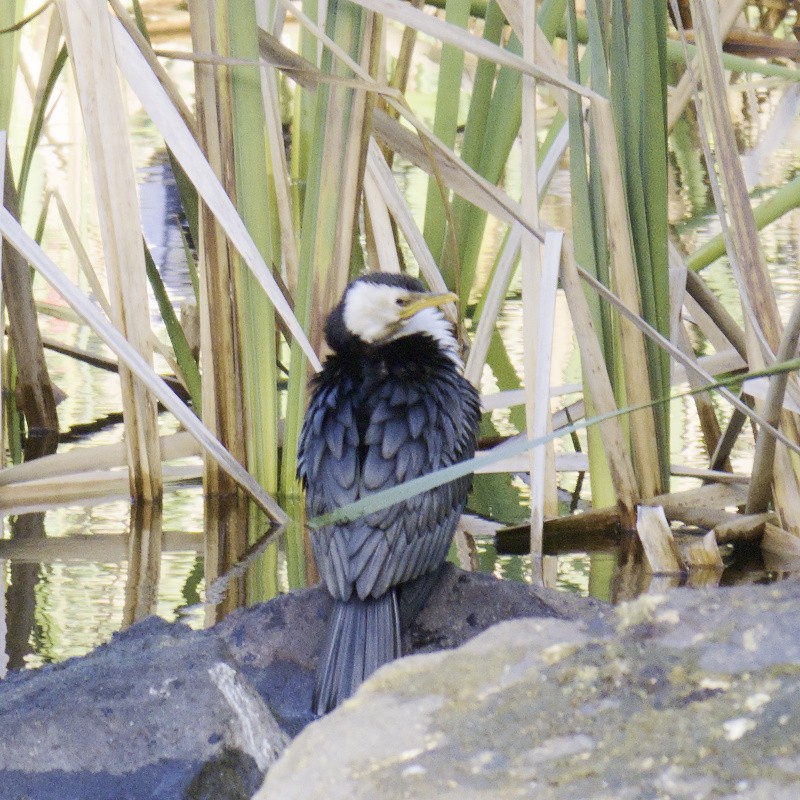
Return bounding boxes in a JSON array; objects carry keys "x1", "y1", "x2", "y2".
[{"x1": 298, "y1": 327, "x2": 480, "y2": 601}]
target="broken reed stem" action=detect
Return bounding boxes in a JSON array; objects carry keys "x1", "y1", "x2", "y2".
[
  {"x1": 685, "y1": 269, "x2": 747, "y2": 360},
  {"x1": 2, "y1": 144, "x2": 58, "y2": 438},
  {"x1": 747, "y1": 292, "x2": 800, "y2": 514},
  {"x1": 560, "y1": 245, "x2": 638, "y2": 528},
  {"x1": 59, "y1": 0, "x2": 163, "y2": 501},
  {"x1": 637, "y1": 505, "x2": 682, "y2": 574},
  {"x1": 590, "y1": 97, "x2": 662, "y2": 499}
]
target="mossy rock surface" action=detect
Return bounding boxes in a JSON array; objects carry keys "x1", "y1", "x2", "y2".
[{"x1": 260, "y1": 579, "x2": 800, "y2": 800}]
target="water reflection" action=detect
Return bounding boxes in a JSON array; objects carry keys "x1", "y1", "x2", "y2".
[
  {"x1": 139, "y1": 155, "x2": 195, "y2": 306},
  {"x1": 203, "y1": 494, "x2": 258, "y2": 622},
  {"x1": 123, "y1": 503, "x2": 163, "y2": 626},
  {"x1": 1, "y1": 490, "x2": 204, "y2": 671},
  {"x1": 199, "y1": 507, "x2": 287, "y2": 623},
  {"x1": 4, "y1": 513, "x2": 45, "y2": 671}
]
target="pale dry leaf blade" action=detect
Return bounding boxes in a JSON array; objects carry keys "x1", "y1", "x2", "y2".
[
  {"x1": 343, "y1": 0, "x2": 589, "y2": 97},
  {"x1": 366, "y1": 141, "x2": 448, "y2": 292},
  {"x1": 372, "y1": 109, "x2": 523, "y2": 228},
  {"x1": 109, "y1": 14, "x2": 321, "y2": 372},
  {"x1": 527, "y1": 231, "x2": 562, "y2": 551},
  {"x1": 0, "y1": 208, "x2": 288, "y2": 523},
  {"x1": 464, "y1": 224, "x2": 523, "y2": 387},
  {"x1": 0, "y1": 432, "x2": 200, "y2": 487},
  {"x1": 363, "y1": 165, "x2": 401, "y2": 273},
  {"x1": 0, "y1": 466, "x2": 201, "y2": 512}
]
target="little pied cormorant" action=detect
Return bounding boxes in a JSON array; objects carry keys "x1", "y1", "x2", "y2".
[{"x1": 298, "y1": 273, "x2": 481, "y2": 715}]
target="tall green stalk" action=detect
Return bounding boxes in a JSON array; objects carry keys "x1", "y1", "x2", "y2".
[
  {"x1": 219, "y1": 0, "x2": 282, "y2": 597},
  {"x1": 566, "y1": 0, "x2": 615, "y2": 507},
  {"x1": 0, "y1": 0, "x2": 25, "y2": 465},
  {"x1": 281, "y1": 0, "x2": 375, "y2": 586},
  {"x1": 0, "y1": 0, "x2": 23, "y2": 131},
  {"x1": 612, "y1": 0, "x2": 670, "y2": 490},
  {"x1": 422, "y1": 0, "x2": 470, "y2": 282},
  {"x1": 291, "y1": 0, "x2": 322, "y2": 222},
  {"x1": 569, "y1": 0, "x2": 670, "y2": 496},
  {"x1": 441, "y1": 0, "x2": 566, "y2": 304}
]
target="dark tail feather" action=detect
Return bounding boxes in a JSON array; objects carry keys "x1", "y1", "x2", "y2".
[
  {"x1": 313, "y1": 591, "x2": 401, "y2": 716},
  {"x1": 398, "y1": 563, "x2": 447, "y2": 630}
]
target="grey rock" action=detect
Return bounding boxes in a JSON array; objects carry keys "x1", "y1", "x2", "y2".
[
  {"x1": 0, "y1": 566, "x2": 600, "y2": 799},
  {"x1": 404, "y1": 562, "x2": 598, "y2": 651},
  {"x1": 214, "y1": 563, "x2": 599, "y2": 734},
  {"x1": 259, "y1": 578, "x2": 800, "y2": 800},
  {"x1": 213, "y1": 584, "x2": 330, "y2": 736},
  {"x1": 0, "y1": 617, "x2": 288, "y2": 800}
]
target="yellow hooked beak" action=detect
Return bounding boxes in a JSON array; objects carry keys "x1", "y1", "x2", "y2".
[{"x1": 398, "y1": 291, "x2": 459, "y2": 320}]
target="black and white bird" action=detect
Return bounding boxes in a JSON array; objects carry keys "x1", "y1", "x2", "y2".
[{"x1": 297, "y1": 273, "x2": 481, "y2": 715}]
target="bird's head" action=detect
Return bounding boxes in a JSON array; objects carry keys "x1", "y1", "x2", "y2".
[{"x1": 325, "y1": 273, "x2": 459, "y2": 356}]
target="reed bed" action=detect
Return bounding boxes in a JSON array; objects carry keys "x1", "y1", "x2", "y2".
[{"x1": 1, "y1": 0, "x2": 800, "y2": 600}]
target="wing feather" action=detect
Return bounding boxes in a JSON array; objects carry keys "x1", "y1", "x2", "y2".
[{"x1": 302, "y1": 346, "x2": 481, "y2": 602}]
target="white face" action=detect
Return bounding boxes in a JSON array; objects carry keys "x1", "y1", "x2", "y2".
[
  {"x1": 342, "y1": 281, "x2": 411, "y2": 344},
  {"x1": 342, "y1": 280, "x2": 461, "y2": 365}
]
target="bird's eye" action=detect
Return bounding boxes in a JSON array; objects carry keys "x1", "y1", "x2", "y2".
[{"x1": 396, "y1": 297, "x2": 410, "y2": 306}]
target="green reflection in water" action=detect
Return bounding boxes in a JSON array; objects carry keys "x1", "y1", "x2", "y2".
[
  {"x1": 473, "y1": 536, "x2": 592, "y2": 594},
  {"x1": 180, "y1": 555, "x2": 204, "y2": 610}
]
